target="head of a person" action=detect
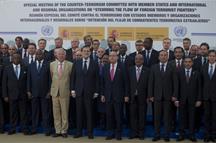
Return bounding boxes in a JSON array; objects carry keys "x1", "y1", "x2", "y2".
[
  {"x1": 56, "y1": 48, "x2": 66, "y2": 62},
  {"x1": 102, "y1": 54, "x2": 109, "y2": 64},
  {"x1": 12, "y1": 53, "x2": 21, "y2": 65},
  {"x1": 159, "y1": 50, "x2": 168, "y2": 63},
  {"x1": 109, "y1": 51, "x2": 118, "y2": 64},
  {"x1": 107, "y1": 36, "x2": 115, "y2": 48},
  {"x1": 55, "y1": 37, "x2": 63, "y2": 49},
  {"x1": 183, "y1": 38, "x2": 191, "y2": 51},
  {"x1": 75, "y1": 51, "x2": 83, "y2": 60},
  {"x1": 135, "y1": 54, "x2": 144, "y2": 67},
  {"x1": 82, "y1": 45, "x2": 91, "y2": 59},
  {"x1": 184, "y1": 56, "x2": 193, "y2": 69},
  {"x1": 28, "y1": 43, "x2": 37, "y2": 56},
  {"x1": 71, "y1": 37, "x2": 80, "y2": 49},
  {"x1": 83, "y1": 35, "x2": 93, "y2": 46},
  {"x1": 135, "y1": 40, "x2": 144, "y2": 53},
  {"x1": 15, "y1": 36, "x2": 23, "y2": 48},
  {"x1": 208, "y1": 50, "x2": 216, "y2": 64},
  {"x1": 23, "y1": 38, "x2": 30, "y2": 49},
  {"x1": 38, "y1": 38, "x2": 47, "y2": 50},
  {"x1": 143, "y1": 37, "x2": 153, "y2": 50},
  {"x1": 92, "y1": 39, "x2": 100, "y2": 51},
  {"x1": 1, "y1": 43, "x2": 9, "y2": 54},
  {"x1": 119, "y1": 44, "x2": 127, "y2": 55},
  {"x1": 174, "y1": 46, "x2": 184, "y2": 60},
  {"x1": 200, "y1": 42, "x2": 209, "y2": 57},
  {"x1": 112, "y1": 42, "x2": 120, "y2": 52},
  {"x1": 190, "y1": 45, "x2": 198, "y2": 57},
  {"x1": 35, "y1": 49, "x2": 45, "y2": 61},
  {"x1": 162, "y1": 38, "x2": 171, "y2": 51},
  {"x1": 97, "y1": 47, "x2": 105, "y2": 59},
  {"x1": 8, "y1": 45, "x2": 17, "y2": 56},
  {"x1": 0, "y1": 37, "x2": 4, "y2": 45}
]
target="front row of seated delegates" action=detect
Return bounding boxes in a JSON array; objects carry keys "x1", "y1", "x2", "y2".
[
  {"x1": 101, "y1": 51, "x2": 129, "y2": 140},
  {"x1": 50, "y1": 48, "x2": 73, "y2": 138},
  {"x1": 27, "y1": 49, "x2": 52, "y2": 136},
  {"x1": 2, "y1": 53, "x2": 29, "y2": 135},
  {"x1": 148, "y1": 50, "x2": 178, "y2": 142}
]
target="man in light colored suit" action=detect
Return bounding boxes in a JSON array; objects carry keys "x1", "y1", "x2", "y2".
[{"x1": 50, "y1": 48, "x2": 73, "y2": 138}]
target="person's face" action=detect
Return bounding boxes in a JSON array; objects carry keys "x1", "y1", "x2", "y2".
[
  {"x1": 102, "y1": 55, "x2": 109, "y2": 64},
  {"x1": 71, "y1": 39, "x2": 79, "y2": 49},
  {"x1": 163, "y1": 39, "x2": 171, "y2": 50},
  {"x1": 1, "y1": 44, "x2": 8, "y2": 54},
  {"x1": 8, "y1": 46, "x2": 17, "y2": 56},
  {"x1": 82, "y1": 47, "x2": 91, "y2": 59},
  {"x1": 112, "y1": 43, "x2": 120, "y2": 52},
  {"x1": 135, "y1": 42, "x2": 144, "y2": 52},
  {"x1": 107, "y1": 37, "x2": 114, "y2": 47},
  {"x1": 174, "y1": 48, "x2": 183, "y2": 60},
  {"x1": 55, "y1": 39, "x2": 63, "y2": 48},
  {"x1": 143, "y1": 38, "x2": 152, "y2": 50},
  {"x1": 183, "y1": 40, "x2": 191, "y2": 50},
  {"x1": 84, "y1": 37, "x2": 92, "y2": 46},
  {"x1": 109, "y1": 52, "x2": 118, "y2": 64},
  {"x1": 200, "y1": 45, "x2": 209, "y2": 57},
  {"x1": 35, "y1": 50, "x2": 44, "y2": 61},
  {"x1": 135, "y1": 54, "x2": 144, "y2": 67},
  {"x1": 92, "y1": 41, "x2": 100, "y2": 51},
  {"x1": 38, "y1": 40, "x2": 46, "y2": 50},
  {"x1": 184, "y1": 58, "x2": 193, "y2": 69},
  {"x1": 57, "y1": 50, "x2": 66, "y2": 62},
  {"x1": 28, "y1": 45, "x2": 36, "y2": 55},
  {"x1": 119, "y1": 45, "x2": 127, "y2": 55},
  {"x1": 75, "y1": 51, "x2": 82, "y2": 60},
  {"x1": 159, "y1": 51, "x2": 168, "y2": 63},
  {"x1": 12, "y1": 54, "x2": 21, "y2": 65},
  {"x1": 190, "y1": 46, "x2": 197, "y2": 56},
  {"x1": 208, "y1": 52, "x2": 216, "y2": 64},
  {"x1": 15, "y1": 38, "x2": 22, "y2": 47},
  {"x1": 97, "y1": 48, "x2": 105, "y2": 58},
  {"x1": 23, "y1": 39, "x2": 29, "y2": 49}
]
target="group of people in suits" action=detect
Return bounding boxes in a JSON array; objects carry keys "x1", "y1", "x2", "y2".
[{"x1": 0, "y1": 35, "x2": 216, "y2": 142}]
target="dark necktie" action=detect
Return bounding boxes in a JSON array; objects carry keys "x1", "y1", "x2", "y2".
[
  {"x1": 15, "y1": 65, "x2": 19, "y2": 79},
  {"x1": 161, "y1": 64, "x2": 165, "y2": 72},
  {"x1": 31, "y1": 56, "x2": 34, "y2": 63},
  {"x1": 209, "y1": 65, "x2": 214, "y2": 79},
  {"x1": 177, "y1": 60, "x2": 181, "y2": 69},
  {"x1": 186, "y1": 70, "x2": 190, "y2": 83},
  {"x1": 24, "y1": 49, "x2": 27, "y2": 58},
  {"x1": 83, "y1": 60, "x2": 88, "y2": 74},
  {"x1": 38, "y1": 61, "x2": 41, "y2": 72},
  {"x1": 146, "y1": 50, "x2": 150, "y2": 64}
]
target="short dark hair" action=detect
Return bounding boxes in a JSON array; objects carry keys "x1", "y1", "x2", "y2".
[
  {"x1": 38, "y1": 38, "x2": 47, "y2": 44},
  {"x1": 200, "y1": 42, "x2": 209, "y2": 50},
  {"x1": 144, "y1": 37, "x2": 153, "y2": 43},
  {"x1": 184, "y1": 55, "x2": 194, "y2": 61},
  {"x1": 208, "y1": 49, "x2": 216, "y2": 55},
  {"x1": 183, "y1": 38, "x2": 191, "y2": 42},
  {"x1": 15, "y1": 36, "x2": 23, "y2": 41},
  {"x1": 174, "y1": 46, "x2": 184, "y2": 53},
  {"x1": 108, "y1": 36, "x2": 116, "y2": 42},
  {"x1": 28, "y1": 43, "x2": 37, "y2": 48},
  {"x1": 0, "y1": 37, "x2": 4, "y2": 44}
]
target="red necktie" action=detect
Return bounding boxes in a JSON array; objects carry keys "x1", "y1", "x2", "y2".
[
  {"x1": 110, "y1": 64, "x2": 115, "y2": 81},
  {"x1": 58, "y1": 63, "x2": 63, "y2": 79}
]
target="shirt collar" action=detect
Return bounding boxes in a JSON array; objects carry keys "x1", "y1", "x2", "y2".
[
  {"x1": 13, "y1": 64, "x2": 21, "y2": 68},
  {"x1": 136, "y1": 65, "x2": 143, "y2": 70},
  {"x1": 209, "y1": 62, "x2": 216, "y2": 67},
  {"x1": 160, "y1": 62, "x2": 167, "y2": 66}
]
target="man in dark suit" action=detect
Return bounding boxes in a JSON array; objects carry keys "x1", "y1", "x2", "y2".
[
  {"x1": 128, "y1": 40, "x2": 144, "y2": 67},
  {"x1": 161, "y1": 38, "x2": 175, "y2": 61},
  {"x1": 71, "y1": 45, "x2": 99, "y2": 139},
  {"x1": 66, "y1": 38, "x2": 79, "y2": 62},
  {"x1": 175, "y1": 56, "x2": 201, "y2": 142},
  {"x1": 38, "y1": 38, "x2": 49, "y2": 61},
  {"x1": 105, "y1": 36, "x2": 115, "y2": 55},
  {"x1": 22, "y1": 43, "x2": 36, "y2": 66},
  {"x1": 202, "y1": 50, "x2": 216, "y2": 142},
  {"x1": 183, "y1": 38, "x2": 191, "y2": 57},
  {"x1": 91, "y1": 39, "x2": 100, "y2": 61},
  {"x1": 15, "y1": 36, "x2": 23, "y2": 50},
  {"x1": 2, "y1": 53, "x2": 29, "y2": 135},
  {"x1": 17, "y1": 38, "x2": 29, "y2": 59},
  {"x1": 143, "y1": 37, "x2": 159, "y2": 68},
  {"x1": 128, "y1": 54, "x2": 149, "y2": 140},
  {"x1": 27, "y1": 49, "x2": 51, "y2": 136},
  {"x1": 101, "y1": 51, "x2": 129, "y2": 140},
  {"x1": 148, "y1": 50, "x2": 178, "y2": 142}
]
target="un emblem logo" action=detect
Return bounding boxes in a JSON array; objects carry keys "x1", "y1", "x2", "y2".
[
  {"x1": 174, "y1": 26, "x2": 187, "y2": 37},
  {"x1": 41, "y1": 25, "x2": 54, "y2": 36}
]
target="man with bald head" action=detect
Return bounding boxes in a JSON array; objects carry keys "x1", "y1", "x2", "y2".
[
  {"x1": 148, "y1": 50, "x2": 178, "y2": 142},
  {"x1": 101, "y1": 51, "x2": 129, "y2": 140},
  {"x1": 50, "y1": 48, "x2": 73, "y2": 138},
  {"x1": 128, "y1": 54, "x2": 149, "y2": 140}
]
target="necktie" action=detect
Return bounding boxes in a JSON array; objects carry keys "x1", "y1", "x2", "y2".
[
  {"x1": 177, "y1": 60, "x2": 181, "y2": 69},
  {"x1": 121, "y1": 56, "x2": 124, "y2": 63},
  {"x1": 203, "y1": 57, "x2": 207, "y2": 65},
  {"x1": 38, "y1": 61, "x2": 41, "y2": 72},
  {"x1": 15, "y1": 65, "x2": 19, "y2": 79},
  {"x1": 146, "y1": 50, "x2": 150, "y2": 64},
  {"x1": 94, "y1": 51, "x2": 97, "y2": 60},
  {"x1": 110, "y1": 64, "x2": 115, "y2": 81},
  {"x1": 136, "y1": 67, "x2": 141, "y2": 81},
  {"x1": 209, "y1": 65, "x2": 213, "y2": 79},
  {"x1": 83, "y1": 60, "x2": 88, "y2": 74},
  {"x1": 161, "y1": 64, "x2": 165, "y2": 72},
  {"x1": 58, "y1": 63, "x2": 63, "y2": 79},
  {"x1": 24, "y1": 49, "x2": 27, "y2": 58},
  {"x1": 186, "y1": 70, "x2": 190, "y2": 83},
  {"x1": 31, "y1": 56, "x2": 34, "y2": 63}
]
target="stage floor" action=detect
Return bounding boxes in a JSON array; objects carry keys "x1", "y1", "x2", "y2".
[{"x1": 0, "y1": 134, "x2": 203, "y2": 143}]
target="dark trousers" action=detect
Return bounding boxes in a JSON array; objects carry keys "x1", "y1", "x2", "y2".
[
  {"x1": 76, "y1": 95, "x2": 93, "y2": 135},
  {"x1": 154, "y1": 100, "x2": 171, "y2": 137},
  {"x1": 179, "y1": 100, "x2": 195, "y2": 136},
  {"x1": 31, "y1": 97, "x2": 51, "y2": 133},
  {"x1": 106, "y1": 102, "x2": 123, "y2": 137},
  {"x1": 0, "y1": 98, "x2": 4, "y2": 130},
  {"x1": 130, "y1": 95, "x2": 146, "y2": 137},
  {"x1": 203, "y1": 100, "x2": 216, "y2": 138},
  {"x1": 69, "y1": 97, "x2": 76, "y2": 129},
  {"x1": 9, "y1": 99, "x2": 27, "y2": 132}
]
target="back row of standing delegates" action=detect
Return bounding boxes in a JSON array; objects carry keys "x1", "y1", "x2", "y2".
[{"x1": 0, "y1": 35, "x2": 216, "y2": 142}]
